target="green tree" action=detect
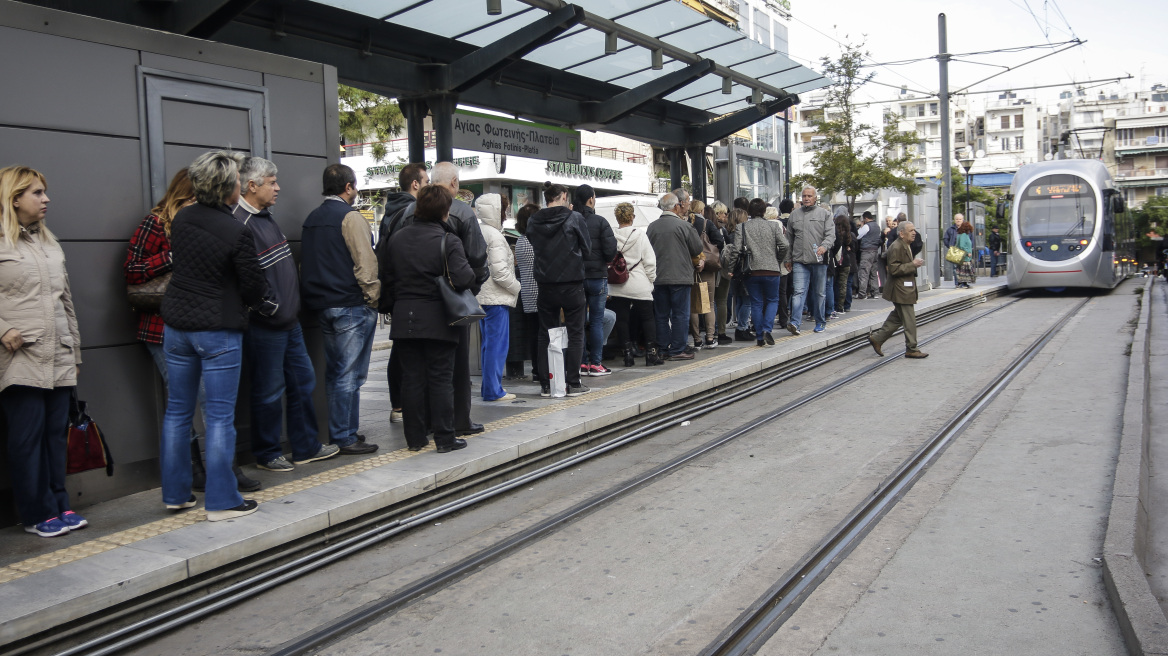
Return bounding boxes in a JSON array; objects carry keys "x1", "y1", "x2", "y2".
[
  {"x1": 1132, "y1": 195, "x2": 1168, "y2": 249},
  {"x1": 791, "y1": 42, "x2": 919, "y2": 217},
  {"x1": 338, "y1": 85, "x2": 404, "y2": 163}
]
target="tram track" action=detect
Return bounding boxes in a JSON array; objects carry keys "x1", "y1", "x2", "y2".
[{"x1": 31, "y1": 290, "x2": 1012, "y2": 656}]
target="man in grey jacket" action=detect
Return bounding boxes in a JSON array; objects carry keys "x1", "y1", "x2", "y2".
[
  {"x1": 647, "y1": 193, "x2": 703, "y2": 360},
  {"x1": 787, "y1": 186, "x2": 835, "y2": 334}
]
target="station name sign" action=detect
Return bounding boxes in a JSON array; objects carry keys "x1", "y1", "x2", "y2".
[
  {"x1": 452, "y1": 110, "x2": 581, "y2": 164},
  {"x1": 546, "y1": 161, "x2": 623, "y2": 183},
  {"x1": 366, "y1": 156, "x2": 479, "y2": 178}
]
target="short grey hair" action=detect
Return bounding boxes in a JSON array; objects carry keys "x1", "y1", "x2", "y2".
[
  {"x1": 897, "y1": 221, "x2": 914, "y2": 235},
  {"x1": 672, "y1": 188, "x2": 690, "y2": 203},
  {"x1": 189, "y1": 150, "x2": 244, "y2": 206},
  {"x1": 430, "y1": 161, "x2": 459, "y2": 188},
  {"x1": 240, "y1": 157, "x2": 278, "y2": 188},
  {"x1": 802, "y1": 185, "x2": 817, "y2": 195},
  {"x1": 658, "y1": 193, "x2": 680, "y2": 212}
]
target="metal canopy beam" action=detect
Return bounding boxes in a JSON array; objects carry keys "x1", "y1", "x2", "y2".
[
  {"x1": 441, "y1": 4, "x2": 585, "y2": 93},
  {"x1": 173, "y1": 0, "x2": 262, "y2": 39},
  {"x1": 686, "y1": 94, "x2": 798, "y2": 146},
  {"x1": 580, "y1": 58, "x2": 715, "y2": 127}
]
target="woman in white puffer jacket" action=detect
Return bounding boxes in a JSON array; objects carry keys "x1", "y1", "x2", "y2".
[
  {"x1": 605, "y1": 203, "x2": 661, "y2": 366},
  {"x1": 474, "y1": 194, "x2": 521, "y2": 402}
]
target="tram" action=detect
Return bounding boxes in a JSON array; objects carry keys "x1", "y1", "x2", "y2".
[{"x1": 1006, "y1": 159, "x2": 1125, "y2": 290}]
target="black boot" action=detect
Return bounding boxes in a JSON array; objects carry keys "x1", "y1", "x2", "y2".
[
  {"x1": 623, "y1": 342, "x2": 636, "y2": 367},
  {"x1": 234, "y1": 462, "x2": 261, "y2": 492},
  {"x1": 191, "y1": 440, "x2": 206, "y2": 493},
  {"x1": 646, "y1": 343, "x2": 665, "y2": 366}
]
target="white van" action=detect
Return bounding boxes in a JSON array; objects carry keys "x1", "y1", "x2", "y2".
[{"x1": 593, "y1": 194, "x2": 660, "y2": 231}]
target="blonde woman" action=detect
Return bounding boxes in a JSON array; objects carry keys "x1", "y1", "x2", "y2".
[
  {"x1": 0, "y1": 166, "x2": 85, "y2": 537},
  {"x1": 606, "y1": 203, "x2": 660, "y2": 365}
]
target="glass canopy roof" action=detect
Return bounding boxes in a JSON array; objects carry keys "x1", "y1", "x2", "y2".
[{"x1": 321, "y1": 0, "x2": 828, "y2": 116}]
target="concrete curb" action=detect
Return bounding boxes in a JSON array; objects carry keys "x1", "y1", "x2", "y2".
[{"x1": 1103, "y1": 278, "x2": 1168, "y2": 655}]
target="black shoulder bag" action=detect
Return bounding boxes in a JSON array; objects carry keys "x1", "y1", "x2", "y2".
[{"x1": 435, "y1": 232, "x2": 487, "y2": 326}]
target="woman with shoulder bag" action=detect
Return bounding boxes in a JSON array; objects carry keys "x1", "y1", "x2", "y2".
[
  {"x1": 606, "y1": 203, "x2": 660, "y2": 366},
  {"x1": 686, "y1": 200, "x2": 722, "y2": 350},
  {"x1": 722, "y1": 198, "x2": 789, "y2": 347},
  {"x1": 382, "y1": 185, "x2": 476, "y2": 453},
  {"x1": 955, "y1": 220, "x2": 977, "y2": 288},
  {"x1": 0, "y1": 166, "x2": 86, "y2": 537}
]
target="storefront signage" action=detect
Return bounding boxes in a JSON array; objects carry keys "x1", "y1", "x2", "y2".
[
  {"x1": 546, "y1": 161, "x2": 623, "y2": 182},
  {"x1": 365, "y1": 156, "x2": 479, "y2": 178},
  {"x1": 452, "y1": 109, "x2": 581, "y2": 164}
]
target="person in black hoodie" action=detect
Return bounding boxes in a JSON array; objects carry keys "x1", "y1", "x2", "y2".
[
  {"x1": 375, "y1": 162, "x2": 428, "y2": 426},
  {"x1": 381, "y1": 162, "x2": 488, "y2": 436},
  {"x1": 574, "y1": 184, "x2": 617, "y2": 377},
  {"x1": 528, "y1": 182, "x2": 592, "y2": 397}
]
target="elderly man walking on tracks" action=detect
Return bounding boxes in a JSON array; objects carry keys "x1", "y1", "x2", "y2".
[{"x1": 868, "y1": 221, "x2": 929, "y2": 359}]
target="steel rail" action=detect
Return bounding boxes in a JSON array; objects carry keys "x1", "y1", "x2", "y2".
[
  {"x1": 699, "y1": 296, "x2": 1092, "y2": 656},
  {"x1": 46, "y1": 291, "x2": 1010, "y2": 656}
]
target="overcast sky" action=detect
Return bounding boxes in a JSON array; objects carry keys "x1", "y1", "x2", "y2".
[{"x1": 784, "y1": 0, "x2": 1168, "y2": 109}]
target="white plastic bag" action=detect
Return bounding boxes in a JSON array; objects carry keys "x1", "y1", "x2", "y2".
[{"x1": 547, "y1": 326, "x2": 568, "y2": 398}]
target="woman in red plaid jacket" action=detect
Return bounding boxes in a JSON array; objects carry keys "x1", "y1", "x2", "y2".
[{"x1": 123, "y1": 169, "x2": 259, "y2": 493}]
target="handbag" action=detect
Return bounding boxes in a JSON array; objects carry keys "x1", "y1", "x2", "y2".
[
  {"x1": 66, "y1": 392, "x2": 114, "y2": 476},
  {"x1": 435, "y1": 233, "x2": 487, "y2": 327},
  {"x1": 732, "y1": 228, "x2": 752, "y2": 279},
  {"x1": 126, "y1": 272, "x2": 171, "y2": 313},
  {"x1": 694, "y1": 216, "x2": 721, "y2": 272},
  {"x1": 944, "y1": 245, "x2": 965, "y2": 264},
  {"x1": 608, "y1": 229, "x2": 642, "y2": 285},
  {"x1": 691, "y1": 272, "x2": 712, "y2": 314}
]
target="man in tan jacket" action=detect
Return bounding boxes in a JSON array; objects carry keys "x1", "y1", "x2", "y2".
[{"x1": 868, "y1": 222, "x2": 928, "y2": 359}]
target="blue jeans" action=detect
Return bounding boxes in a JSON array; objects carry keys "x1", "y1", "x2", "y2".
[
  {"x1": 583, "y1": 278, "x2": 608, "y2": 366},
  {"x1": 244, "y1": 323, "x2": 323, "y2": 463},
  {"x1": 652, "y1": 284, "x2": 691, "y2": 355},
  {"x1": 146, "y1": 341, "x2": 204, "y2": 445},
  {"x1": 319, "y1": 305, "x2": 377, "y2": 447},
  {"x1": 745, "y1": 276, "x2": 781, "y2": 341},
  {"x1": 161, "y1": 327, "x2": 244, "y2": 512},
  {"x1": 480, "y1": 305, "x2": 510, "y2": 400},
  {"x1": 790, "y1": 262, "x2": 828, "y2": 329}
]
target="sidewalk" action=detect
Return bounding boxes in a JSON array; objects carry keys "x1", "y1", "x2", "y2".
[{"x1": 0, "y1": 280, "x2": 1008, "y2": 648}]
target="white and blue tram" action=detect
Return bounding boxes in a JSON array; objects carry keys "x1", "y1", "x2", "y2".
[{"x1": 1006, "y1": 159, "x2": 1125, "y2": 290}]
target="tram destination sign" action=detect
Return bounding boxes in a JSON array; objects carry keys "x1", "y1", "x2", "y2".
[{"x1": 452, "y1": 109, "x2": 581, "y2": 164}]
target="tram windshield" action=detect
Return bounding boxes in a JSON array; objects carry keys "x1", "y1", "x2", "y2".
[{"x1": 1017, "y1": 174, "x2": 1096, "y2": 237}]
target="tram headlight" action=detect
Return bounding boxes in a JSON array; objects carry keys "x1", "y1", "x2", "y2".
[{"x1": 1080, "y1": 239, "x2": 1089, "y2": 245}]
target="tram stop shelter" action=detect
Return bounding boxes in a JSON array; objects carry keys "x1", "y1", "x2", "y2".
[{"x1": 18, "y1": 0, "x2": 828, "y2": 200}]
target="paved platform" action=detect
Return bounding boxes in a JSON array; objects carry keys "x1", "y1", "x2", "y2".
[{"x1": 0, "y1": 279, "x2": 1008, "y2": 648}]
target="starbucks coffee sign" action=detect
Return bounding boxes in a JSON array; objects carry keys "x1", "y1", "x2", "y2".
[
  {"x1": 452, "y1": 109, "x2": 581, "y2": 164},
  {"x1": 545, "y1": 161, "x2": 623, "y2": 183}
]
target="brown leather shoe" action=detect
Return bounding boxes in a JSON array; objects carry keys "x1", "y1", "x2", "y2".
[
  {"x1": 867, "y1": 334, "x2": 884, "y2": 357},
  {"x1": 904, "y1": 350, "x2": 929, "y2": 359}
]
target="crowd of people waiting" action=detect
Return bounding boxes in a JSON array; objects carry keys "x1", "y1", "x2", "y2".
[{"x1": 1, "y1": 152, "x2": 931, "y2": 537}]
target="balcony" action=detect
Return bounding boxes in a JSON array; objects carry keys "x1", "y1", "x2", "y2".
[
  {"x1": 1115, "y1": 167, "x2": 1168, "y2": 183},
  {"x1": 1115, "y1": 136, "x2": 1168, "y2": 153}
]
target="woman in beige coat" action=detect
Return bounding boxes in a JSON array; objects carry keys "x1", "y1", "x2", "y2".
[
  {"x1": 474, "y1": 194, "x2": 522, "y2": 402},
  {"x1": 0, "y1": 166, "x2": 84, "y2": 537}
]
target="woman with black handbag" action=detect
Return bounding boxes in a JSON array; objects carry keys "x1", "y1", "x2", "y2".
[
  {"x1": 0, "y1": 166, "x2": 85, "y2": 537},
  {"x1": 381, "y1": 185, "x2": 476, "y2": 453}
]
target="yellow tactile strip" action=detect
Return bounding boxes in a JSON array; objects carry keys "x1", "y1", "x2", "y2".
[{"x1": 0, "y1": 289, "x2": 981, "y2": 585}]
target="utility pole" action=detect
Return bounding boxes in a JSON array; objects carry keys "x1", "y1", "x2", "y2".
[{"x1": 937, "y1": 13, "x2": 952, "y2": 287}]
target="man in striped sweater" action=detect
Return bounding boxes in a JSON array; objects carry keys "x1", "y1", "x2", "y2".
[{"x1": 233, "y1": 157, "x2": 341, "y2": 474}]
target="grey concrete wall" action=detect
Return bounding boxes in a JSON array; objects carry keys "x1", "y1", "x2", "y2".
[{"x1": 0, "y1": 2, "x2": 340, "y2": 524}]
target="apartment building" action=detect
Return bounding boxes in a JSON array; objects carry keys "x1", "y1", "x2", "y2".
[{"x1": 1109, "y1": 86, "x2": 1168, "y2": 207}]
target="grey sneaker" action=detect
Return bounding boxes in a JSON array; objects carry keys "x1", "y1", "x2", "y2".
[
  {"x1": 565, "y1": 383, "x2": 591, "y2": 396},
  {"x1": 390, "y1": 409, "x2": 403, "y2": 423},
  {"x1": 257, "y1": 456, "x2": 294, "y2": 472},
  {"x1": 292, "y1": 443, "x2": 341, "y2": 465}
]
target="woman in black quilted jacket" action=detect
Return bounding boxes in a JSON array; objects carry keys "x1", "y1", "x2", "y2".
[{"x1": 159, "y1": 150, "x2": 273, "y2": 522}]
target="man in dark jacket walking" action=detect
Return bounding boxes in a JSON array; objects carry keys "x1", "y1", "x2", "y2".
[
  {"x1": 234, "y1": 157, "x2": 341, "y2": 471},
  {"x1": 376, "y1": 162, "x2": 428, "y2": 426},
  {"x1": 384, "y1": 161, "x2": 488, "y2": 436},
  {"x1": 574, "y1": 184, "x2": 617, "y2": 377},
  {"x1": 647, "y1": 193, "x2": 703, "y2": 360},
  {"x1": 988, "y1": 226, "x2": 1003, "y2": 277},
  {"x1": 528, "y1": 183, "x2": 592, "y2": 396}
]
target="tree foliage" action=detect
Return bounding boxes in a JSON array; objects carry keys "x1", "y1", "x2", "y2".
[
  {"x1": 1132, "y1": 195, "x2": 1168, "y2": 249},
  {"x1": 338, "y1": 85, "x2": 404, "y2": 163},
  {"x1": 791, "y1": 42, "x2": 919, "y2": 217}
]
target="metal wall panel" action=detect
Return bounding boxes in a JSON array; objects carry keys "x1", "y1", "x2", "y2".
[
  {"x1": 0, "y1": 26, "x2": 140, "y2": 137},
  {"x1": 163, "y1": 143, "x2": 252, "y2": 187},
  {"x1": 270, "y1": 153, "x2": 330, "y2": 241},
  {"x1": 266, "y1": 74, "x2": 328, "y2": 157},
  {"x1": 76, "y1": 345, "x2": 163, "y2": 463},
  {"x1": 0, "y1": 127, "x2": 145, "y2": 240},
  {"x1": 61, "y1": 241, "x2": 140, "y2": 349},
  {"x1": 161, "y1": 99, "x2": 253, "y2": 149},
  {"x1": 140, "y1": 52, "x2": 264, "y2": 87}
]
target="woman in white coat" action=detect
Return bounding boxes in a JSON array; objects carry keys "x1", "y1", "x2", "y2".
[
  {"x1": 605, "y1": 203, "x2": 661, "y2": 366},
  {"x1": 475, "y1": 194, "x2": 522, "y2": 401}
]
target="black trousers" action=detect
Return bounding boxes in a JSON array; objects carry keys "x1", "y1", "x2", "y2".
[
  {"x1": 454, "y1": 325, "x2": 473, "y2": 430},
  {"x1": 536, "y1": 281, "x2": 586, "y2": 388},
  {"x1": 395, "y1": 338, "x2": 457, "y2": 448},
  {"x1": 778, "y1": 273, "x2": 793, "y2": 329},
  {"x1": 1, "y1": 385, "x2": 73, "y2": 526},
  {"x1": 607, "y1": 296, "x2": 656, "y2": 346},
  {"x1": 387, "y1": 347, "x2": 402, "y2": 410}
]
